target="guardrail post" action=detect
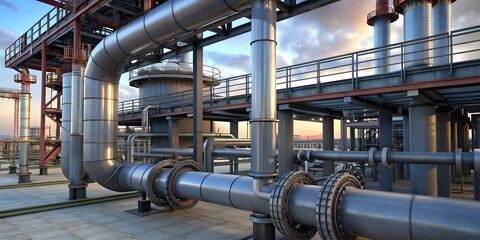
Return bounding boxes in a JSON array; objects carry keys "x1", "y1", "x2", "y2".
[
  {"x1": 245, "y1": 75, "x2": 250, "y2": 102},
  {"x1": 401, "y1": 43, "x2": 405, "y2": 84},
  {"x1": 351, "y1": 53, "x2": 355, "y2": 89},
  {"x1": 355, "y1": 53, "x2": 359, "y2": 89},
  {"x1": 449, "y1": 33, "x2": 453, "y2": 76}
]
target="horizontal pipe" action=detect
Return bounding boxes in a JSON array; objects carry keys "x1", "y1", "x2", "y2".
[
  {"x1": 149, "y1": 147, "x2": 193, "y2": 156},
  {"x1": 301, "y1": 150, "x2": 473, "y2": 166},
  {"x1": 203, "y1": 137, "x2": 251, "y2": 172}
]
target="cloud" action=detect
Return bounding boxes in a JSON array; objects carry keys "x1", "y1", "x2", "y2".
[
  {"x1": 0, "y1": 0, "x2": 18, "y2": 12},
  {"x1": 0, "y1": 28, "x2": 19, "y2": 50},
  {"x1": 205, "y1": 51, "x2": 251, "y2": 74},
  {"x1": 118, "y1": 83, "x2": 138, "y2": 101}
]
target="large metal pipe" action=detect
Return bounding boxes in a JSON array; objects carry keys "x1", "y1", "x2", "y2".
[
  {"x1": 84, "y1": 0, "x2": 251, "y2": 192},
  {"x1": 395, "y1": 0, "x2": 433, "y2": 68},
  {"x1": 18, "y1": 80, "x2": 31, "y2": 183},
  {"x1": 432, "y1": 0, "x2": 452, "y2": 65},
  {"x1": 203, "y1": 138, "x2": 251, "y2": 172},
  {"x1": 340, "y1": 187, "x2": 480, "y2": 240},
  {"x1": 368, "y1": 0, "x2": 398, "y2": 74},
  {"x1": 250, "y1": 0, "x2": 278, "y2": 201},
  {"x1": 60, "y1": 73, "x2": 72, "y2": 179},
  {"x1": 300, "y1": 150, "x2": 474, "y2": 166},
  {"x1": 69, "y1": 63, "x2": 86, "y2": 199}
]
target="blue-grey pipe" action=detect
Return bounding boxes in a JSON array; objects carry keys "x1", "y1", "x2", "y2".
[
  {"x1": 69, "y1": 65, "x2": 85, "y2": 189},
  {"x1": 60, "y1": 73, "x2": 72, "y2": 179},
  {"x1": 83, "y1": 0, "x2": 251, "y2": 191},
  {"x1": 374, "y1": 17, "x2": 391, "y2": 74},
  {"x1": 432, "y1": 0, "x2": 452, "y2": 65},
  {"x1": 203, "y1": 138, "x2": 251, "y2": 172},
  {"x1": 18, "y1": 82, "x2": 31, "y2": 182}
]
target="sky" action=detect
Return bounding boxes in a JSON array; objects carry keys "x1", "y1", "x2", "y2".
[{"x1": 0, "y1": 0, "x2": 479, "y2": 138}]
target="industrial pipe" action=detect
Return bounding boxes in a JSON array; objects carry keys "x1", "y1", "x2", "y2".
[
  {"x1": 250, "y1": 0, "x2": 278, "y2": 201},
  {"x1": 141, "y1": 105, "x2": 155, "y2": 133},
  {"x1": 298, "y1": 149, "x2": 475, "y2": 166},
  {"x1": 432, "y1": 0, "x2": 452, "y2": 66},
  {"x1": 203, "y1": 137, "x2": 251, "y2": 172},
  {"x1": 18, "y1": 71, "x2": 31, "y2": 183},
  {"x1": 60, "y1": 73, "x2": 72, "y2": 179}
]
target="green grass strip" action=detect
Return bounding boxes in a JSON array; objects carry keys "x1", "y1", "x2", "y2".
[
  {"x1": 0, "y1": 192, "x2": 141, "y2": 219},
  {"x1": 0, "y1": 180, "x2": 69, "y2": 190}
]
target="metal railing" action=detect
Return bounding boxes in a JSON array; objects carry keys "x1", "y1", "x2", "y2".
[{"x1": 118, "y1": 25, "x2": 480, "y2": 117}]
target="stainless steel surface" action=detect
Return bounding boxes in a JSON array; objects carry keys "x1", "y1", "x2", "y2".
[
  {"x1": 409, "y1": 103, "x2": 437, "y2": 196},
  {"x1": 432, "y1": 0, "x2": 451, "y2": 65},
  {"x1": 60, "y1": 73, "x2": 72, "y2": 179},
  {"x1": 69, "y1": 66, "x2": 84, "y2": 188},
  {"x1": 402, "y1": 0, "x2": 432, "y2": 68},
  {"x1": 18, "y1": 83, "x2": 30, "y2": 179},
  {"x1": 250, "y1": 0, "x2": 277, "y2": 179},
  {"x1": 278, "y1": 110, "x2": 294, "y2": 176}
]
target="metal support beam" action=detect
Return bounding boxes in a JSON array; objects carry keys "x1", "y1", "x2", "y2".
[
  {"x1": 403, "y1": 116, "x2": 410, "y2": 180},
  {"x1": 379, "y1": 111, "x2": 393, "y2": 191},
  {"x1": 344, "y1": 96, "x2": 395, "y2": 113},
  {"x1": 349, "y1": 126, "x2": 356, "y2": 151},
  {"x1": 168, "y1": 117, "x2": 179, "y2": 160},
  {"x1": 323, "y1": 116, "x2": 334, "y2": 176},
  {"x1": 409, "y1": 103, "x2": 437, "y2": 196},
  {"x1": 230, "y1": 120, "x2": 239, "y2": 138},
  {"x1": 278, "y1": 110, "x2": 294, "y2": 177},
  {"x1": 474, "y1": 114, "x2": 480, "y2": 200},
  {"x1": 193, "y1": 34, "x2": 204, "y2": 167},
  {"x1": 39, "y1": 41, "x2": 48, "y2": 175}
]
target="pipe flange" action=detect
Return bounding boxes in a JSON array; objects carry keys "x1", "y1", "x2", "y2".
[
  {"x1": 146, "y1": 159, "x2": 178, "y2": 207},
  {"x1": 316, "y1": 172, "x2": 361, "y2": 240},
  {"x1": 165, "y1": 160, "x2": 203, "y2": 210},
  {"x1": 270, "y1": 171, "x2": 317, "y2": 239},
  {"x1": 455, "y1": 149, "x2": 462, "y2": 176},
  {"x1": 339, "y1": 163, "x2": 365, "y2": 188},
  {"x1": 474, "y1": 149, "x2": 480, "y2": 173},
  {"x1": 368, "y1": 148, "x2": 377, "y2": 166},
  {"x1": 381, "y1": 147, "x2": 391, "y2": 168}
]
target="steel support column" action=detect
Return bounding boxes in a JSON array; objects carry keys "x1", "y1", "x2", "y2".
[
  {"x1": 168, "y1": 117, "x2": 179, "y2": 160},
  {"x1": 193, "y1": 34, "x2": 204, "y2": 167},
  {"x1": 230, "y1": 120, "x2": 239, "y2": 138},
  {"x1": 409, "y1": 103, "x2": 437, "y2": 196},
  {"x1": 436, "y1": 108, "x2": 452, "y2": 197},
  {"x1": 379, "y1": 110, "x2": 393, "y2": 191},
  {"x1": 349, "y1": 126, "x2": 356, "y2": 151},
  {"x1": 39, "y1": 41, "x2": 48, "y2": 175},
  {"x1": 404, "y1": 115, "x2": 410, "y2": 180},
  {"x1": 323, "y1": 116, "x2": 335, "y2": 176},
  {"x1": 473, "y1": 114, "x2": 480, "y2": 200},
  {"x1": 278, "y1": 110, "x2": 294, "y2": 177},
  {"x1": 341, "y1": 119, "x2": 347, "y2": 150}
]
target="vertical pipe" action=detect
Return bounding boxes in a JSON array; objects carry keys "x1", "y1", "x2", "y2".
[
  {"x1": 251, "y1": 0, "x2": 277, "y2": 237},
  {"x1": 436, "y1": 108, "x2": 452, "y2": 197},
  {"x1": 61, "y1": 73, "x2": 72, "y2": 179},
  {"x1": 168, "y1": 118, "x2": 179, "y2": 160},
  {"x1": 250, "y1": 0, "x2": 278, "y2": 179},
  {"x1": 341, "y1": 119, "x2": 347, "y2": 150},
  {"x1": 451, "y1": 119, "x2": 458, "y2": 152},
  {"x1": 323, "y1": 116, "x2": 335, "y2": 176},
  {"x1": 13, "y1": 98, "x2": 19, "y2": 140},
  {"x1": 409, "y1": 103, "x2": 437, "y2": 196},
  {"x1": 193, "y1": 33, "x2": 204, "y2": 167},
  {"x1": 69, "y1": 18, "x2": 86, "y2": 199},
  {"x1": 432, "y1": 0, "x2": 451, "y2": 66},
  {"x1": 379, "y1": 110, "x2": 393, "y2": 191},
  {"x1": 374, "y1": 17, "x2": 391, "y2": 74},
  {"x1": 278, "y1": 110, "x2": 294, "y2": 176},
  {"x1": 18, "y1": 78, "x2": 31, "y2": 183},
  {"x1": 349, "y1": 126, "x2": 356, "y2": 151},
  {"x1": 39, "y1": 41, "x2": 47, "y2": 174}
]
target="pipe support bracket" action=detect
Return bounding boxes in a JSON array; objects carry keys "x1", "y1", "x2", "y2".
[
  {"x1": 368, "y1": 148, "x2": 377, "y2": 166},
  {"x1": 381, "y1": 148, "x2": 391, "y2": 168}
]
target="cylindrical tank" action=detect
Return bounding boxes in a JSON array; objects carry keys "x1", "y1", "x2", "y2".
[
  {"x1": 367, "y1": 0, "x2": 399, "y2": 74},
  {"x1": 61, "y1": 73, "x2": 72, "y2": 179},
  {"x1": 432, "y1": 0, "x2": 453, "y2": 65},
  {"x1": 395, "y1": 0, "x2": 433, "y2": 69}
]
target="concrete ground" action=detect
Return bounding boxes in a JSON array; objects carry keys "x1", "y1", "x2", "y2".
[{"x1": 0, "y1": 164, "x2": 475, "y2": 239}]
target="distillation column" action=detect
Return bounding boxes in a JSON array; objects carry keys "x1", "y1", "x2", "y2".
[
  {"x1": 432, "y1": 0, "x2": 455, "y2": 65},
  {"x1": 367, "y1": 0, "x2": 399, "y2": 74},
  {"x1": 16, "y1": 71, "x2": 34, "y2": 183},
  {"x1": 395, "y1": 0, "x2": 433, "y2": 68}
]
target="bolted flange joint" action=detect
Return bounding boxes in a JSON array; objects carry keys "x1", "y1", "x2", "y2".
[
  {"x1": 146, "y1": 159, "x2": 178, "y2": 207},
  {"x1": 165, "y1": 160, "x2": 203, "y2": 210}
]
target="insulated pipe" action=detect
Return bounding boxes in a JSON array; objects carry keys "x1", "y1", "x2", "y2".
[
  {"x1": 299, "y1": 150, "x2": 474, "y2": 166},
  {"x1": 250, "y1": 0, "x2": 278, "y2": 200},
  {"x1": 203, "y1": 138, "x2": 251, "y2": 172},
  {"x1": 60, "y1": 73, "x2": 72, "y2": 179},
  {"x1": 395, "y1": 0, "x2": 433, "y2": 68},
  {"x1": 18, "y1": 81, "x2": 31, "y2": 183},
  {"x1": 69, "y1": 64, "x2": 86, "y2": 199},
  {"x1": 84, "y1": 0, "x2": 251, "y2": 191},
  {"x1": 432, "y1": 0, "x2": 452, "y2": 65},
  {"x1": 340, "y1": 187, "x2": 480, "y2": 240}
]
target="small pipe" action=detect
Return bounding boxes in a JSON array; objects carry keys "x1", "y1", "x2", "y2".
[
  {"x1": 141, "y1": 105, "x2": 155, "y2": 133},
  {"x1": 149, "y1": 147, "x2": 194, "y2": 156},
  {"x1": 203, "y1": 137, "x2": 251, "y2": 172}
]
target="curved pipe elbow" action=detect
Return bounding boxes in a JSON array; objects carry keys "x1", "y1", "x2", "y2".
[{"x1": 253, "y1": 178, "x2": 271, "y2": 200}]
